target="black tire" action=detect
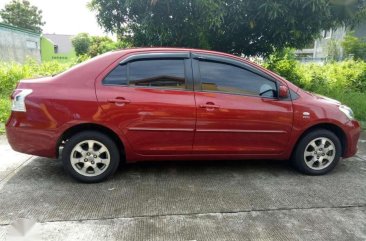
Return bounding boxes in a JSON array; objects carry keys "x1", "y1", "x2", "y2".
[
  {"x1": 292, "y1": 129, "x2": 342, "y2": 175},
  {"x1": 62, "y1": 131, "x2": 120, "y2": 183}
]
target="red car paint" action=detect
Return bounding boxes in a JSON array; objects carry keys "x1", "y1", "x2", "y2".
[{"x1": 6, "y1": 48, "x2": 361, "y2": 162}]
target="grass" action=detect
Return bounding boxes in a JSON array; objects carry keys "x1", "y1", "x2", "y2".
[{"x1": 317, "y1": 89, "x2": 366, "y2": 122}]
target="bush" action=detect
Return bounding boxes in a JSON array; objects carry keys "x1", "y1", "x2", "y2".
[
  {"x1": 0, "y1": 59, "x2": 71, "y2": 98},
  {"x1": 0, "y1": 98, "x2": 10, "y2": 124},
  {"x1": 265, "y1": 48, "x2": 366, "y2": 92},
  {"x1": 264, "y1": 48, "x2": 309, "y2": 88}
]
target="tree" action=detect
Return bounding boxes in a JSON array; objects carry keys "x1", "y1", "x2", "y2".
[
  {"x1": 88, "y1": 36, "x2": 131, "y2": 57},
  {"x1": 72, "y1": 33, "x2": 92, "y2": 56},
  {"x1": 72, "y1": 33, "x2": 131, "y2": 57},
  {"x1": 0, "y1": 0, "x2": 45, "y2": 32},
  {"x1": 89, "y1": 0, "x2": 366, "y2": 56},
  {"x1": 342, "y1": 32, "x2": 366, "y2": 60}
]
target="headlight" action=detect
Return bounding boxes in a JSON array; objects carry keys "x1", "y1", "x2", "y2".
[{"x1": 339, "y1": 105, "x2": 354, "y2": 120}]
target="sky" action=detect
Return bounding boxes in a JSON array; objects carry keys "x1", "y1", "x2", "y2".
[{"x1": 0, "y1": 0, "x2": 109, "y2": 36}]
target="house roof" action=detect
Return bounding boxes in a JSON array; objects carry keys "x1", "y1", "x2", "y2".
[
  {"x1": 43, "y1": 34, "x2": 74, "y2": 53},
  {"x1": 0, "y1": 22, "x2": 40, "y2": 37}
]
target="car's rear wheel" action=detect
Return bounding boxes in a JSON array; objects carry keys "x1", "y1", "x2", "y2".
[
  {"x1": 62, "y1": 131, "x2": 120, "y2": 183},
  {"x1": 293, "y1": 129, "x2": 342, "y2": 175}
]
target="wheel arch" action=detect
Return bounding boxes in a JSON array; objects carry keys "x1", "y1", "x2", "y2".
[
  {"x1": 292, "y1": 123, "x2": 347, "y2": 158},
  {"x1": 56, "y1": 123, "x2": 125, "y2": 160}
]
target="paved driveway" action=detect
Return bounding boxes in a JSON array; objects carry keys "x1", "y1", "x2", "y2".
[{"x1": 0, "y1": 133, "x2": 365, "y2": 240}]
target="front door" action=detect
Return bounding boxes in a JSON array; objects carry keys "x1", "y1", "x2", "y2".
[
  {"x1": 192, "y1": 58, "x2": 293, "y2": 155},
  {"x1": 96, "y1": 54, "x2": 196, "y2": 155}
]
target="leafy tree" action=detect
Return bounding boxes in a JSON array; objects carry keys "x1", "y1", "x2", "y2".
[
  {"x1": 0, "y1": 0, "x2": 45, "y2": 32},
  {"x1": 88, "y1": 36, "x2": 131, "y2": 57},
  {"x1": 264, "y1": 48, "x2": 306, "y2": 87},
  {"x1": 342, "y1": 32, "x2": 366, "y2": 60},
  {"x1": 72, "y1": 33, "x2": 131, "y2": 57},
  {"x1": 89, "y1": 0, "x2": 366, "y2": 56},
  {"x1": 72, "y1": 33, "x2": 91, "y2": 56}
]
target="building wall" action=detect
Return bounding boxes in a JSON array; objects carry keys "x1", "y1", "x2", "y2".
[
  {"x1": 313, "y1": 27, "x2": 346, "y2": 59},
  {"x1": 40, "y1": 36, "x2": 76, "y2": 62},
  {"x1": 295, "y1": 21, "x2": 366, "y2": 63},
  {"x1": 0, "y1": 23, "x2": 41, "y2": 63}
]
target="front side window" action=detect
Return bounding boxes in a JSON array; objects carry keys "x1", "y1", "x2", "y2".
[
  {"x1": 129, "y1": 59, "x2": 185, "y2": 89},
  {"x1": 199, "y1": 61, "x2": 277, "y2": 98}
]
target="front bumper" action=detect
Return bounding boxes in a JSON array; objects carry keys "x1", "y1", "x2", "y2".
[{"x1": 343, "y1": 120, "x2": 361, "y2": 158}]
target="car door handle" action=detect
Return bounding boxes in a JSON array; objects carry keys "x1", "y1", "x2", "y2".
[
  {"x1": 108, "y1": 97, "x2": 131, "y2": 104},
  {"x1": 199, "y1": 103, "x2": 220, "y2": 109}
]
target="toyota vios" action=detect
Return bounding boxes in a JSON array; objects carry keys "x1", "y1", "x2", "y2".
[{"x1": 6, "y1": 48, "x2": 361, "y2": 182}]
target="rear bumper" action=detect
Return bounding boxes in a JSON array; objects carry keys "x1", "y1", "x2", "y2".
[
  {"x1": 6, "y1": 115, "x2": 58, "y2": 158},
  {"x1": 343, "y1": 120, "x2": 361, "y2": 158}
]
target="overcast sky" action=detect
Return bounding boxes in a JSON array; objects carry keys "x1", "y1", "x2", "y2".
[{"x1": 0, "y1": 0, "x2": 109, "y2": 36}]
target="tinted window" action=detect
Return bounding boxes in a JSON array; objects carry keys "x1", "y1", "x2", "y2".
[
  {"x1": 129, "y1": 59, "x2": 185, "y2": 89},
  {"x1": 199, "y1": 61, "x2": 276, "y2": 97},
  {"x1": 103, "y1": 64, "x2": 127, "y2": 85}
]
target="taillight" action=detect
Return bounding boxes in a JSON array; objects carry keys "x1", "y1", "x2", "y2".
[
  {"x1": 11, "y1": 89, "x2": 33, "y2": 112},
  {"x1": 10, "y1": 89, "x2": 22, "y2": 100}
]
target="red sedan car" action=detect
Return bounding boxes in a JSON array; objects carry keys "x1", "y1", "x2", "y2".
[{"x1": 6, "y1": 48, "x2": 361, "y2": 182}]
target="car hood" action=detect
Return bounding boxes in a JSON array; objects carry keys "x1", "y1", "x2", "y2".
[{"x1": 306, "y1": 91, "x2": 341, "y2": 106}]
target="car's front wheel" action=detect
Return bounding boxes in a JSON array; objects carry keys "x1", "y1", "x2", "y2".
[
  {"x1": 293, "y1": 129, "x2": 342, "y2": 175},
  {"x1": 62, "y1": 131, "x2": 120, "y2": 183}
]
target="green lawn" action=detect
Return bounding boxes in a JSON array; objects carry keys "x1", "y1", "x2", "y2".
[{"x1": 321, "y1": 90, "x2": 366, "y2": 123}]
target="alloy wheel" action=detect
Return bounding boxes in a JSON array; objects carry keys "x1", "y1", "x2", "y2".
[
  {"x1": 303, "y1": 137, "x2": 336, "y2": 171},
  {"x1": 70, "y1": 140, "x2": 111, "y2": 177}
]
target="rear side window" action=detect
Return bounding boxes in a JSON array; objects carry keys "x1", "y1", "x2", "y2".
[
  {"x1": 199, "y1": 61, "x2": 277, "y2": 98},
  {"x1": 103, "y1": 64, "x2": 127, "y2": 85},
  {"x1": 129, "y1": 59, "x2": 185, "y2": 89}
]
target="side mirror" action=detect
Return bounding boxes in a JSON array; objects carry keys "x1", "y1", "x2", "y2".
[{"x1": 279, "y1": 85, "x2": 289, "y2": 99}]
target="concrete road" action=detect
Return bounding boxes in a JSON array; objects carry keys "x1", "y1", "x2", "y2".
[{"x1": 0, "y1": 133, "x2": 365, "y2": 240}]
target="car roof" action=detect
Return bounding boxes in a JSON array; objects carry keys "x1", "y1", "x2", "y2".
[{"x1": 113, "y1": 47, "x2": 241, "y2": 59}]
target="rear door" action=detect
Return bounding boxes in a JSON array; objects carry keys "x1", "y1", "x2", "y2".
[
  {"x1": 96, "y1": 52, "x2": 196, "y2": 155},
  {"x1": 192, "y1": 54, "x2": 293, "y2": 155}
]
